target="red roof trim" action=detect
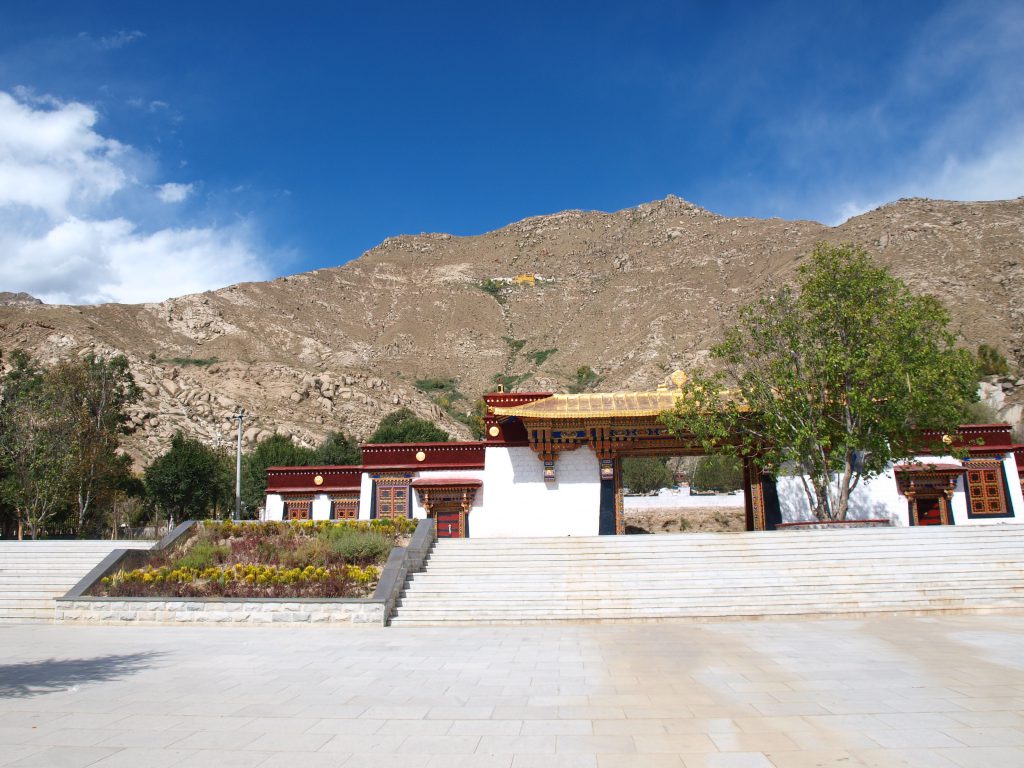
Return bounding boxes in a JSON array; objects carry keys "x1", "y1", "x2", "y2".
[{"x1": 410, "y1": 478, "x2": 483, "y2": 488}]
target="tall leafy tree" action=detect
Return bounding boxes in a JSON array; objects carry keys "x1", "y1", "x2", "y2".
[
  {"x1": 240, "y1": 434, "x2": 317, "y2": 514},
  {"x1": 0, "y1": 357, "x2": 77, "y2": 538},
  {"x1": 663, "y1": 243, "x2": 978, "y2": 522},
  {"x1": 314, "y1": 431, "x2": 361, "y2": 465},
  {"x1": 368, "y1": 408, "x2": 449, "y2": 444},
  {"x1": 145, "y1": 432, "x2": 233, "y2": 523},
  {"x1": 57, "y1": 355, "x2": 140, "y2": 535}
]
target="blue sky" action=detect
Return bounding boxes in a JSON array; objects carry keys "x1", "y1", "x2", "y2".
[{"x1": 0, "y1": 1, "x2": 1021, "y2": 304}]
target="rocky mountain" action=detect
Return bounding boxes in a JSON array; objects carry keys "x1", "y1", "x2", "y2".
[
  {"x1": 0, "y1": 292, "x2": 43, "y2": 307},
  {"x1": 1, "y1": 195, "x2": 1022, "y2": 467}
]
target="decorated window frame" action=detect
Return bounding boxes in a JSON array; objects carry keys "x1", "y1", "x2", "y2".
[{"x1": 964, "y1": 458, "x2": 1014, "y2": 519}]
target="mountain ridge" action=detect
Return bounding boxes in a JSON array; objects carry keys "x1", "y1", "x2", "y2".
[{"x1": 1, "y1": 195, "x2": 1021, "y2": 466}]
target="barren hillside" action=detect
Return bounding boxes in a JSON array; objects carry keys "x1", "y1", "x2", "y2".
[{"x1": 1, "y1": 195, "x2": 1021, "y2": 466}]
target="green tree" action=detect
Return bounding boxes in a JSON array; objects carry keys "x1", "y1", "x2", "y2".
[
  {"x1": 368, "y1": 408, "x2": 449, "y2": 444},
  {"x1": 145, "y1": 432, "x2": 233, "y2": 523},
  {"x1": 622, "y1": 457, "x2": 674, "y2": 494},
  {"x1": 0, "y1": 360, "x2": 77, "y2": 538},
  {"x1": 58, "y1": 354, "x2": 140, "y2": 535},
  {"x1": 690, "y1": 455, "x2": 743, "y2": 493},
  {"x1": 240, "y1": 434, "x2": 317, "y2": 514},
  {"x1": 664, "y1": 243, "x2": 978, "y2": 522},
  {"x1": 314, "y1": 431, "x2": 361, "y2": 465}
]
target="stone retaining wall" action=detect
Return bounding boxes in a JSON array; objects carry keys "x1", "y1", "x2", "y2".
[{"x1": 55, "y1": 598, "x2": 385, "y2": 625}]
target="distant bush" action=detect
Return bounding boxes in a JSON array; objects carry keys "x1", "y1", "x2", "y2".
[
  {"x1": 527, "y1": 348, "x2": 557, "y2": 366},
  {"x1": 567, "y1": 365, "x2": 601, "y2": 393},
  {"x1": 175, "y1": 540, "x2": 230, "y2": 570},
  {"x1": 478, "y1": 279, "x2": 505, "y2": 301},
  {"x1": 159, "y1": 357, "x2": 220, "y2": 367},
  {"x1": 977, "y1": 344, "x2": 1010, "y2": 376},
  {"x1": 691, "y1": 455, "x2": 743, "y2": 493},
  {"x1": 622, "y1": 457, "x2": 674, "y2": 494}
]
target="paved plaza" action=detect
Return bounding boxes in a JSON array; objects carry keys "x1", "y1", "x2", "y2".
[{"x1": 2, "y1": 616, "x2": 1024, "y2": 767}]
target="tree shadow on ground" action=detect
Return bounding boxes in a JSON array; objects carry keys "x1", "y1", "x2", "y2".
[{"x1": 0, "y1": 652, "x2": 166, "y2": 698}]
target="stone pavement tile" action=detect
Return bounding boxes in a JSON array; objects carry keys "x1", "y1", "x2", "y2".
[
  {"x1": 381, "y1": 719, "x2": 454, "y2": 735},
  {"x1": 425, "y1": 755, "x2": 513, "y2": 768},
  {"x1": 166, "y1": 750, "x2": 275, "y2": 768},
  {"x1": 938, "y1": 746, "x2": 1024, "y2": 768},
  {"x1": 872, "y1": 712, "x2": 961, "y2": 730},
  {"x1": 476, "y1": 735, "x2": 556, "y2": 754},
  {"x1": 306, "y1": 718, "x2": 386, "y2": 735},
  {"x1": 26, "y1": 727, "x2": 115, "y2": 747},
  {"x1": 88, "y1": 747, "x2": 192, "y2": 768},
  {"x1": 96, "y1": 728, "x2": 193, "y2": 749},
  {"x1": 259, "y1": 753, "x2": 348, "y2": 768},
  {"x1": 731, "y1": 716, "x2": 807, "y2": 734},
  {"x1": 449, "y1": 720, "x2": 523, "y2": 736},
  {"x1": 764, "y1": 751, "x2": 867, "y2": 768},
  {"x1": 679, "y1": 753, "x2": 774, "y2": 768},
  {"x1": 318, "y1": 733, "x2": 408, "y2": 753},
  {"x1": 0, "y1": 747, "x2": 45, "y2": 768},
  {"x1": 166, "y1": 730, "x2": 257, "y2": 750},
  {"x1": 341, "y1": 755, "x2": 430, "y2": 768},
  {"x1": 398, "y1": 735, "x2": 481, "y2": 754},
  {"x1": 941, "y1": 727, "x2": 1024, "y2": 747},
  {"x1": 529, "y1": 695, "x2": 589, "y2": 706},
  {"x1": 165, "y1": 715, "x2": 254, "y2": 731},
  {"x1": 556, "y1": 734, "x2": 636, "y2": 754},
  {"x1": 362, "y1": 704, "x2": 430, "y2": 719},
  {"x1": 864, "y1": 728, "x2": 967, "y2": 749},
  {"x1": 881, "y1": 697, "x2": 967, "y2": 714},
  {"x1": 426, "y1": 706, "x2": 494, "y2": 720},
  {"x1": 490, "y1": 706, "x2": 561, "y2": 720},
  {"x1": 662, "y1": 718, "x2": 738, "y2": 735},
  {"x1": 947, "y1": 710, "x2": 1024, "y2": 728},
  {"x1": 6, "y1": 746, "x2": 119, "y2": 768},
  {"x1": 750, "y1": 702, "x2": 830, "y2": 717},
  {"x1": 559, "y1": 706, "x2": 627, "y2": 720},
  {"x1": 46, "y1": 712, "x2": 126, "y2": 729},
  {"x1": 511, "y1": 756, "x2": 597, "y2": 768},
  {"x1": 710, "y1": 732, "x2": 799, "y2": 752},
  {"x1": 112, "y1": 714, "x2": 186, "y2": 731},
  {"x1": 520, "y1": 719, "x2": 592, "y2": 736},
  {"x1": 0, "y1": 727, "x2": 41, "y2": 745},
  {"x1": 633, "y1": 734, "x2": 718, "y2": 753},
  {"x1": 597, "y1": 756, "x2": 683, "y2": 768},
  {"x1": 784, "y1": 728, "x2": 877, "y2": 751},
  {"x1": 239, "y1": 715, "x2": 316, "y2": 733},
  {"x1": 242, "y1": 731, "x2": 334, "y2": 752},
  {"x1": 851, "y1": 748, "x2": 961, "y2": 768},
  {"x1": 593, "y1": 719, "x2": 667, "y2": 735}
]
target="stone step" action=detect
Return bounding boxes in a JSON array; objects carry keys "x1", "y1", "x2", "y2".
[
  {"x1": 0, "y1": 540, "x2": 154, "y2": 624},
  {"x1": 394, "y1": 526, "x2": 1024, "y2": 626}
]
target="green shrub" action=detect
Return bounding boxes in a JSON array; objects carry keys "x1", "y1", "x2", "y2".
[
  {"x1": 527, "y1": 348, "x2": 557, "y2": 366},
  {"x1": 175, "y1": 540, "x2": 230, "y2": 570},
  {"x1": 691, "y1": 455, "x2": 743, "y2": 493},
  {"x1": 320, "y1": 526, "x2": 394, "y2": 564},
  {"x1": 622, "y1": 457, "x2": 674, "y2": 494},
  {"x1": 977, "y1": 344, "x2": 1010, "y2": 376}
]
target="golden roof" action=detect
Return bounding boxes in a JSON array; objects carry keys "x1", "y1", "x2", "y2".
[
  {"x1": 491, "y1": 390, "x2": 687, "y2": 419},
  {"x1": 490, "y1": 372, "x2": 744, "y2": 420}
]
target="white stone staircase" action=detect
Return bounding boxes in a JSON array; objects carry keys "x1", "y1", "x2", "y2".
[
  {"x1": 390, "y1": 525, "x2": 1024, "y2": 626},
  {"x1": 0, "y1": 540, "x2": 154, "y2": 623}
]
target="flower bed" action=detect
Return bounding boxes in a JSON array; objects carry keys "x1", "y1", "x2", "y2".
[{"x1": 94, "y1": 519, "x2": 417, "y2": 599}]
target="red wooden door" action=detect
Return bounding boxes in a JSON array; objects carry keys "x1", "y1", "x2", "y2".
[
  {"x1": 916, "y1": 498, "x2": 943, "y2": 526},
  {"x1": 435, "y1": 507, "x2": 463, "y2": 538}
]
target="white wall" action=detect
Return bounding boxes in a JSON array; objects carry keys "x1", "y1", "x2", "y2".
[
  {"x1": 776, "y1": 453, "x2": 1021, "y2": 526},
  {"x1": 357, "y1": 474, "x2": 374, "y2": 521},
  {"x1": 470, "y1": 446, "x2": 602, "y2": 537},
  {"x1": 265, "y1": 494, "x2": 284, "y2": 522},
  {"x1": 311, "y1": 494, "x2": 331, "y2": 521}
]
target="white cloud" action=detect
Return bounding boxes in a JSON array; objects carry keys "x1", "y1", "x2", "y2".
[
  {"x1": 157, "y1": 182, "x2": 193, "y2": 203},
  {"x1": 79, "y1": 30, "x2": 145, "y2": 51},
  {"x1": 0, "y1": 89, "x2": 272, "y2": 304}
]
